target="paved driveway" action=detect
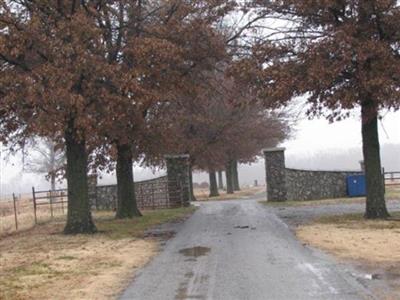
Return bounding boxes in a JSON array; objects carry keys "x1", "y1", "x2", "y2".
[{"x1": 120, "y1": 198, "x2": 373, "y2": 300}]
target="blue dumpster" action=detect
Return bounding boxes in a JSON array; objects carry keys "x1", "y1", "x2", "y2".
[{"x1": 347, "y1": 175, "x2": 366, "y2": 197}]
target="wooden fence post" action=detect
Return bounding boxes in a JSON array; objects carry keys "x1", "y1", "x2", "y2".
[
  {"x1": 32, "y1": 187, "x2": 37, "y2": 224},
  {"x1": 12, "y1": 193, "x2": 18, "y2": 230}
]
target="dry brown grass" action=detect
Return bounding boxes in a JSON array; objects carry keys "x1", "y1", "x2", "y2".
[
  {"x1": 194, "y1": 186, "x2": 265, "y2": 201},
  {"x1": 0, "y1": 193, "x2": 68, "y2": 236},
  {"x1": 296, "y1": 212, "x2": 400, "y2": 298},
  {"x1": 386, "y1": 184, "x2": 400, "y2": 200},
  {"x1": 0, "y1": 207, "x2": 195, "y2": 300}
]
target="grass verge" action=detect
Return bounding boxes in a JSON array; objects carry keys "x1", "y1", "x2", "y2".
[
  {"x1": 260, "y1": 185, "x2": 400, "y2": 208},
  {"x1": 260, "y1": 196, "x2": 365, "y2": 207},
  {"x1": 296, "y1": 212, "x2": 400, "y2": 297},
  {"x1": 0, "y1": 206, "x2": 196, "y2": 300}
]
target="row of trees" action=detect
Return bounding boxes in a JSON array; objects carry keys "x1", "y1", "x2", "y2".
[
  {"x1": 150, "y1": 71, "x2": 289, "y2": 197},
  {"x1": 153, "y1": 0, "x2": 400, "y2": 214},
  {"x1": 0, "y1": 0, "x2": 232, "y2": 233},
  {"x1": 1, "y1": 0, "x2": 396, "y2": 235},
  {"x1": 230, "y1": 0, "x2": 400, "y2": 219},
  {"x1": 0, "y1": 1, "x2": 287, "y2": 233}
]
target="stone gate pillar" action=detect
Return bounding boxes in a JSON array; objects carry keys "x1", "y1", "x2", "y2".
[
  {"x1": 263, "y1": 148, "x2": 287, "y2": 202},
  {"x1": 165, "y1": 155, "x2": 191, "y2": 207}
]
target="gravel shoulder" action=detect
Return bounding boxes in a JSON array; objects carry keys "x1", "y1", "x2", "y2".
[{"x1": 270, "y1": 199, "x2": 400, "y2": 227}]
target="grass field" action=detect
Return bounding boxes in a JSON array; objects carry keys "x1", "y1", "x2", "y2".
[
  {"x1": 0, "y1": 206, "x2": 196, "y2": 300},
  {"x1": 0, "y1": 194, "x2": 68, "y2": 237}
]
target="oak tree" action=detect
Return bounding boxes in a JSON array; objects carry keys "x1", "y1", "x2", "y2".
[
  {"x1": 0, "y1": 1, "x2": 122, "y2": 233},
  {"x1": 153, "y1": 70, "x2": 289, "y2": 197},
  {"x1": 94, "y1": 0, "x2": 232, "y2": 216},
  {"x1": 233, "y1": 0, "x2": 400, "y2": 218}
]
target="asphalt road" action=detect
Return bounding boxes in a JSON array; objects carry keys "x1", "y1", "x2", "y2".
[{"x1": 120, "y1": 197, "x2": 373, "y2": 300}]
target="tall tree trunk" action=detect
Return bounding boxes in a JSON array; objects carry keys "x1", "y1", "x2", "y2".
[
  {"x1": 225, "y1": 161, "x2": 234, "y2": 194},
  {"x1": 218, "y1": 170, "x2": 224, "y2": 190},
  {"x1": 64, "y1": 121, "x2": 96, "y2": 234},
  {"x1": 232, "y1": 160, "x2": 240, "y2": 191},
  {"x1": 50, "y1": 142, "x2": 56, "y2": 193},
  {"x1": 209, "y1": 170, "x2": 219, "y2": 197},
  {"x1": 116, "y1": 143, "x2": 142, "y2": 219},
  {"x1": 50, "y1": 174, "x2": 56, "y2": 205},
  {"x1": 49, "y1": 142, "x2": 56, "y2": 204},
  {"x1": 362, "y1": 100, "x2": 389, "y2": 219},
  {"x1": 50, "y1": 174, "x2": 56, "y2": 192}
]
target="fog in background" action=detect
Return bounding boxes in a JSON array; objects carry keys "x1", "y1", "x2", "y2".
[
  {"x1": 1, "y1": 110, "x2": 399, "y2": 198},
  {"x1": 198, "y1": 143, "x2": 399, "y2": 188}
]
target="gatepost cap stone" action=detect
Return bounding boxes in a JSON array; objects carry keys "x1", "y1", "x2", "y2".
[{"x1": 263, "y1": 147, "x2": 286, "y2": 153}]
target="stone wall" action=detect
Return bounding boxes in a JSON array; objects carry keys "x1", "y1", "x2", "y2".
[
  {"x1": 94, "y1": 176, "x2": 174, "y2": 210},
  {"x1": 93, "y1": 184, "x2": 117, "y2": 210},
  {"x1": 33, "y1": 155, "x2": 192, "y2": 211},
  {"x1": 285, "y1": 168, "x2": 362, "y2": 201},
  {"x1": 135, "y1": 176, "x2": 171, "y2": 209},
  {"x1": 264, "y1": 148, "x2": 363, "y2": 201},
  {"x1": 87, "y1": 155, "x2": 191, "y2": 210}
]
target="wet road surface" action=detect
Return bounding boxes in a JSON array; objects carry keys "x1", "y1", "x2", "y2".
[{"x1": 120, "y1": 198, "x2": 373, "y2": 300}]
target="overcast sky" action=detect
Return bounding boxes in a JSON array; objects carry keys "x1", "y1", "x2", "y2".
[
  {"x1": 284, "y1": 109, "x2": 400, "y2": 154},
  {"x1": 200, "y1": 109, "x2": 400, "y2": 186}
]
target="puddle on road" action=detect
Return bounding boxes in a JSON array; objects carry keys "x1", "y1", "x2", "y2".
[
  {"x1": 234, "y1": 225, "x2": 257, "y2": 230},
  {"x1": 179, "y1": 246, "x2": 211, "y2": 258},
  {"x1": 234, "y1": 225, "x2": 250, "y2": 229}
]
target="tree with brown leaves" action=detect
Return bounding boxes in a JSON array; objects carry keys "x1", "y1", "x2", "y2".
[
  {"x1": 0, "y1": 1, "x2": 116, "y2": 233},
  {"x1": 0, "y1": 0, "x2": 234, "y2": 231},
  {"x1": 152, "y1": 70, "x2": 289, "y2": 197},
  {"x1": 233, "y1": 0, "x2": 400, "y2": 218},
  {"x1": 94, "y1": 0, "x2": 231, "y2": 217}
]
